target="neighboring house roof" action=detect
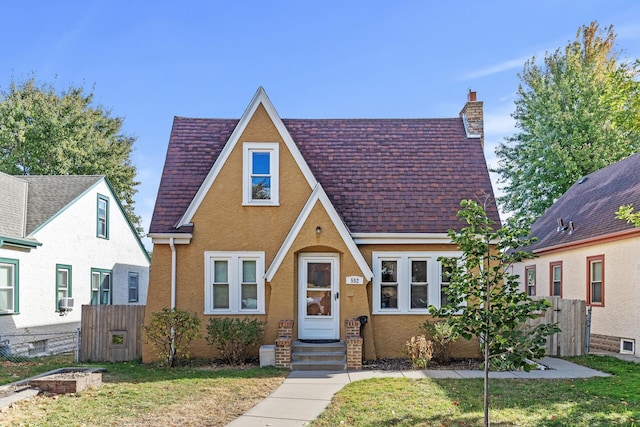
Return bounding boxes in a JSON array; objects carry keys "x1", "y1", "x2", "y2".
[
  {"x1": 150, "y1": 114, "x2": 499, "y2": 235},
  {"x1": 527, "y1": 152, "x2": 640, "y2": 253},
  {"x1": 0, "y1": 172, "x2": 29, "y2": 240},
  {"x1": 19, "y1": 175, "x2": 103, "y2": 234}
]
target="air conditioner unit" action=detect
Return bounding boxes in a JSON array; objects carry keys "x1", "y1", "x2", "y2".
[{"x1": 58, "y1": 297, "x2": 74, "y2": 311}]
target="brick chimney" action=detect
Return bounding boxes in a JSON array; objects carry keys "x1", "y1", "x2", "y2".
[{"x1": 459, "y1": 90, "x2": 484, "y2": 148}]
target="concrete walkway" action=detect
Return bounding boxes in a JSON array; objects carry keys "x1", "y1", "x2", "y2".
[{"x1": 225, "y1": 357, "x2": 610, "y2": 427}]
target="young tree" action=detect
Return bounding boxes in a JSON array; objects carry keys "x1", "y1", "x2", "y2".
[
  {"x1": 0, "y1": 76, "x2": 142, "y2": 233},
  {"x1": 495, "y1": 22, "x2": 640, "y2": 224},
  {"x1": 430, "y1": 199, "x2": 559, "y2": 427}
]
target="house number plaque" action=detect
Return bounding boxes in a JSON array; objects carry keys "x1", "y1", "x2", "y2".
[{"x1": 346, "y1": 276, "x2": 364, "y2": 285}]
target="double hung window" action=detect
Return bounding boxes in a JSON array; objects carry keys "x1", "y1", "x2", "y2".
[
  {"x1": 242, "y1": 143, "x2": 279, "y2": 205},
  {"x1": 91, "y1": 269, "x2": 112, "y2": 305},
  {"x1": 587, "y1": 255, "x2": 604, "y2": 306},
  {"x1": 525, "y1": 266, "x2": 536, "y2": 296},
  {"x1": 205, "y1": 252, "x2": 265, "y2": 314},
  {"x1": 97, "y1": 194, "x2": 110, "y2": 239},
  {"x1": 0, "y1": 258, "x2": 18, "y2": 314},
  {"x1": 373, "y1": 252, "x2": 460, "y2": 314},
  {"x1": 128, "y1": 272, "x2": 139, "y2": 303},
  {"x1": 56, "y1": 264, "x2": 72, "y2": 311},
  {"x1": 550, "y1": 261, "x2": 562, "y2": 297}
]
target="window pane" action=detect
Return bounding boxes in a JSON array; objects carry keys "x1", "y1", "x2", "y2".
[
  {"x1": 251, "y1": 177, "x2": 271, "y2": 200},
  {"x1": 411, "y1": 284, "x2": 428, "y2": 308},
  {"x1": 441, "y1": 265, "x2": 452, "y2": 283},
  {"x1": 307, "y1": 263, "x2": 331, "y2": 288},
  {"x1": 553, "y1": 282, "x2": 561, "y2": 296},
  {"x1": 411, "y1": 261, "x2": 427, "y2": 282},
  {"x1": 214, "y1": 261, "x2": 228, "y2": 283},
  {"x1": 252, "y1": 152, "x2": 270, "y2": 174},
  {"x1": 591, "y1": 282, "x2": 602, "y2": 303},
  {"x1": 57, "y1": 270, "x2": 68, "y2": 289},
  {"x1": 241, "y1": 283, "x2": 258, "y2": 309},
  {"x1": 0, "y1": 289, "x2": 12, "y2": 311},
  {"x1": 381, "y1": 261, "x2": 397, "y2": 282},
  {"x1": 553, "y1": 266, "x2": 561, "y2": 281},
  {"x1": 213, "y1": 283, "x2": 229, "y2": 309},
  {"x1": 0, "y1": 265, "x2": 13, "y2": 287},
  {"x1": 92, "y1": 273, "x2": 100, "y2": 291},
  {"x1": 242, "y1": 260, "x2": 256, "y2": 283},
  {"x1": 381, "y1": 285, "x2": 397, "y2": 309},
  {"x1": 591, "y1": 261, "x2": 602, "y2": 281}
]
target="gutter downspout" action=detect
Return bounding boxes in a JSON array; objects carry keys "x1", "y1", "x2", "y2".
[
  {"x1": 170, "y1": 237, "x2": 176, "y2": 309},
  {"x1": 169, "y1": 237, "x2": 177, "y2": 365}
]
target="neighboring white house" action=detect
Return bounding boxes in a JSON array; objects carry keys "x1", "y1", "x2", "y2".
[
  {"x1": 513, "y1": 152, "x2": 640, "y2": 357},
  {"x1": 0, "y1": 172, "x2": 150, "y2": 357}
]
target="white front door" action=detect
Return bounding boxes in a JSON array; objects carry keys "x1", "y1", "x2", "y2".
[{"x1": 298, "y1": 253, "x2": 340, "y2": 340}]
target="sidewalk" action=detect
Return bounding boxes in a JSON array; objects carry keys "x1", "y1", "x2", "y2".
[{"x1": 225, "y1": 357, "x2": 609, "y2": 427}]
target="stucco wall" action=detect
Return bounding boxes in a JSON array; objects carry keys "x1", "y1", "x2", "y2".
[
  {"x1": 514, "y1": 235, "x2": 640, "y2": 356},
  {"x1": 0, "y1": 179, "x2": 150, "y2": 337}
]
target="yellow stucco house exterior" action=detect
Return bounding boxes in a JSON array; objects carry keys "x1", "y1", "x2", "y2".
[
  {"x1": 143, "y1": 88, "x2": 499, "y2": 365},
  {"x1": 513, "y1": 152, "x2": 640, "y2": 358}
]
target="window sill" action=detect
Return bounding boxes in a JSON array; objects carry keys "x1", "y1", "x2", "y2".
[
  {"x1": 242, "y1": 202, "x2": 280, "y2": 207},
  {"x1": 205, "y1": 310, "x2": 265, "y2": 315}
]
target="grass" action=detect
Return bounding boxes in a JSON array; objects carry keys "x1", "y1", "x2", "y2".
[
  {"x1": 310, "y1": 355, "x2": 640, "y2": 426},
  {"x1": 2, "y1": 354, "x2": 639, "y2": 426},
  {"x1": 1, "y1": 356, "x2": 287, "y2": 426}
]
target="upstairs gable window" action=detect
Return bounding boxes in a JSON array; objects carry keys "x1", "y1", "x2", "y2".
[
  {"x1": 243, "y1": 143, "x2": 279, "y2": 206},
  {"x1": 97, "y1": 194, "x2": 109, "y2": 239}
]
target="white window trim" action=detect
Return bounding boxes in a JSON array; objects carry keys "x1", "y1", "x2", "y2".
[
  {"x1": 204, "y1": 251, "x2": 265, "y2": 314},
  {"x1": 620, "y1": 338, "x2": 635, "y2": 355},
  {"x1": 372, "y1": 251, "x2": 461, "y2": 314},
  {"x1": 242, "y1": 142, "x2": 279, "y2": 206}
]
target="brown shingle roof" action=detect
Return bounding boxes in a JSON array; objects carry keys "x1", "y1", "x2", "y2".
[
  {"x1": 149, "y1": 116, "x2": 499, "y2": 234},
  {"x1": 528, "y1": 152, "x2": 640, "y2": 252}
]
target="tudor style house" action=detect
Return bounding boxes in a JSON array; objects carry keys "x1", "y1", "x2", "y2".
[
  {"x1": 144, "y1": 87, "x2": 500, "y2": 367},
  {"x1": 513, "y1": 152, "x2": 640, "y2": 357},
  {"x1": 0, "y1": 173, "x2": 150, "y2": 356}
]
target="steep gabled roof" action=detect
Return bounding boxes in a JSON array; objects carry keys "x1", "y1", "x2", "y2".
[
  {"x1": 528, "y1": 152, "x2": 640, "y2": 252},
  {"x1": 150, "y1": 103, "x2": 499, "y2": 235},
  {"x1": 20, "y1": 175, "x2": 104, "y2": 234}
]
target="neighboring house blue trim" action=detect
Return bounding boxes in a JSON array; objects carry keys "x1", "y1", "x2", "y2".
[{"x1": 0, "y1": 236, "x2": 41, "y2": 249}]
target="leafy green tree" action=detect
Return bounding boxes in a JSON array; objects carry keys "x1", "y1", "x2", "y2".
[
  {"x1": 0, "y1": 76, "x2": 142, "y2": 232},
  {"x1": 495, "y1": 22, "x2": 640, "y2": 224},
  {"x1": 616, "y1": 204, "x2": 640, "y2": 227},
  {"x1": 430, "y1": 199, "x2": 559, "y2": 427}
]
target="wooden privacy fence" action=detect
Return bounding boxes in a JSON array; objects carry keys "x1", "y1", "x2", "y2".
[
  {"x1": 528, "y1": 296, "x2": 586, "y2": 357},
  {"x1": 80, "y1": 305, "x2": 145, "y2": 362}
]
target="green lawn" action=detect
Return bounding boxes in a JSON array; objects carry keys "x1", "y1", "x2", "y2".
[
  {"x1": 310, "y1": 356, "x2": 640, "y2": 427},
  {"x1": 2, "y1": 354, "x2": 638, "y2": 426},
  {"x1": 1, "y1": 356, "x2": 287, "y2": 426}
]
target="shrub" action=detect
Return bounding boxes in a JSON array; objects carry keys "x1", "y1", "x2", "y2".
[
  {"x1": 404, "y1": 335, "x2": 434, "y2": 369},
  {"x1": 144, "y1": 308, "x2": 201, "y2": 367},
  {"x1": 206, "y1": 318, "x2": 266, "y2": 365},
  {"x1": 422, "y1": 321, "x2": 457, "y2": 363}
]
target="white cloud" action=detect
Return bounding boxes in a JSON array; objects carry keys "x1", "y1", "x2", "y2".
[{"x1": 463, "y1": 55, "x2": 532, "y2": 80}]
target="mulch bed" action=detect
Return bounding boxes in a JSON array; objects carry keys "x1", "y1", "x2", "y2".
[{"x1": 362, "y1": 358, "x2": 482, "y2": 371}]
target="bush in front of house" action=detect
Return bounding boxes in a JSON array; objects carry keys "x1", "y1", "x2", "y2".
[
  {"x1": 404, "y1": 335, "x2": 434, "y2": 369},
  {"x1": 206, "y1": 318, "x2": 266, "y2": 365},
  {"x1": 144, "y1": 308, "x2": 201, "y2": 367},
  {"x1": 422, "y1": 320, "x2": 458, "y2": 363}
]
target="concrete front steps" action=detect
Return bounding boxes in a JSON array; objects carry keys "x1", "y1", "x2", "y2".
[{"x1": 291, "y1": 340, "x2": 347, "y2": 371}]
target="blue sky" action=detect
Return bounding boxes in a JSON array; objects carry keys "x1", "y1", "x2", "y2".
[{"x1": 3, "y1": 1, "x2": 640, "y2": 248}]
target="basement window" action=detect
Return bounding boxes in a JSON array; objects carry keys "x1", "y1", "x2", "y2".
[{"x1": 620, "y1": 339, "x2": 635, "y2": 355}]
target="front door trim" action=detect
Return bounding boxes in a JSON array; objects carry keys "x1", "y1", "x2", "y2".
[{"x1": 298, "y1": 253, "x2": 340, "y2": 340}]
